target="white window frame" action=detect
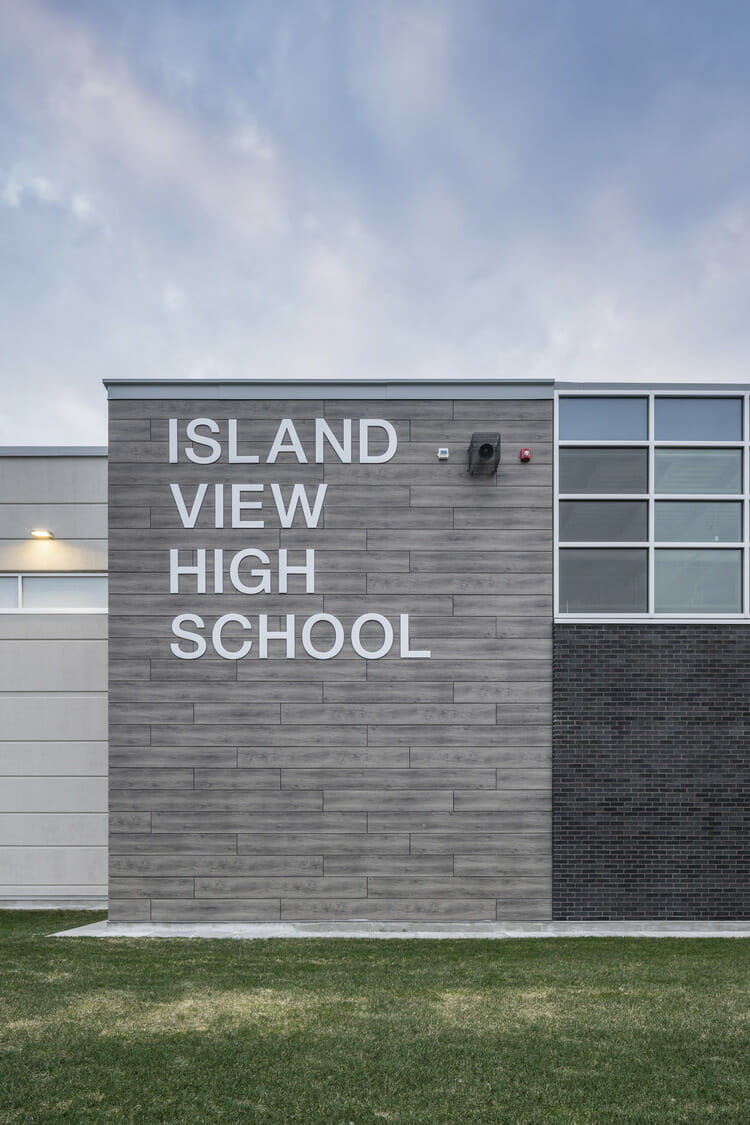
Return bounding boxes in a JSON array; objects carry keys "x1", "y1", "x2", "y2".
[
  {"x1": 555, "y1": 388, "x2": 750, "y2": 622},
  {"x1": 0, "y1": 572, "x2": 108, "y2": 613}
]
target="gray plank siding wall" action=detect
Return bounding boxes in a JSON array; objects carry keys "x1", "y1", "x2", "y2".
[{"x1": 108, "y1": 397, "x2": 553, "y2": 922}]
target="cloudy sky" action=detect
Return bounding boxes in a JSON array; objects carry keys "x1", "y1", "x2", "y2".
[{"x1": 1, "y1": 0, "x2": 749, "y2": 444}]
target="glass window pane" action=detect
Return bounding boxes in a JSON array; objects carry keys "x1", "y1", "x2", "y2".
[
  {"x1": 655, "y1": 397, "x2": 742, "y2": 441},
  {"x1": 21, "y1": 576, "x2": 108, "y2": 610},
  {"x1": 559, "y1": 549, "x2": 647, "y2": 613},
  {"x1": 559, "y1": 397, "x2": 648, "y2": 440},
  {"x1": 655, "y1": 550, "x2": 742, "y2": 613},
  {"x1": 559, "y1": 448, "x2": 648, "y2": 494},
  {"x1": 0, "y1": 577, "x2": 18, "y2": 609},
  {"x1": 559, "y1": 501, "x2": 647, "y2": 542},
  {"x1": 655, "y1": 502, "x2": 742, "y2": 543},
  {"x1": 654, "y1": 449, "x2": 742, "y2": 494}
]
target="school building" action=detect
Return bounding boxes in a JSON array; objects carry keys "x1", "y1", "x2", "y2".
[{"x1": 1, "y1": 380, "x2": 748, "y2": 921}]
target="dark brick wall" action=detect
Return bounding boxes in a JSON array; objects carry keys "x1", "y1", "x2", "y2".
[{"x1": 553, "y1": 624, "x2": 750, "y2": 920}]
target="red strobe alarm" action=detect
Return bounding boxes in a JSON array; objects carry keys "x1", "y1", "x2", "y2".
[{"x1": 520, "y1": 448, "x2": 532, "y2": 462}]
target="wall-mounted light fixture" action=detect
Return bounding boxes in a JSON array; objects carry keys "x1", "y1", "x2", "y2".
[{"x1": 30, "y1": 529, "x2": 54, "y2": 540}]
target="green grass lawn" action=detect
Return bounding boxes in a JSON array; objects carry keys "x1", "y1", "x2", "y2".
[{"x1": 1, "y1": 913, "x2": 749, "y2": 1123}]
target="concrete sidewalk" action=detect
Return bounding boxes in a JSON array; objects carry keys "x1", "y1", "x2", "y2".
[{"x1": 53, "y1": 920, "x2": 750, "y2": 940}]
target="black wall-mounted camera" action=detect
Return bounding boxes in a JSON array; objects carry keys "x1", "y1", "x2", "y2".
[{"x1": 467, "y1": 432, "x2": 501, "y2": 475}]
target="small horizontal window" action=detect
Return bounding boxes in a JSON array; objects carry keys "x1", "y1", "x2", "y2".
[
  {"x1": 559, "y1": 549, "x2": 647, "y2": 613},
  {"x1": 0, "y1": 577, "x2": 18, "y2": 609},
  {"x1": 0, "y1": 575, "x2": 108, "y2": 612},
  {"x1": 655, "y1": 397, "x2": 742, "y2": 442},
  {"x1": 655, "y1": 501, "x2": 742, "y2": 543},
  {"x1": 559, "y1": 397, "x2": 648, "y2": 441},
  {"x1": 559, "y1": 500, "x2": 647, "y2": 542},
  {"x1": 655, "y1": 549, "x2": 742, "y2": 613},
  {"x1": 654, "y1": 449, "x2": 742, "y2": 494},
  {"x1": 21, "y1": 576, "x2": 107, "y2": 610},
  {"x1": 559, "y1": 448, "x2": 648, "y2": 494}
]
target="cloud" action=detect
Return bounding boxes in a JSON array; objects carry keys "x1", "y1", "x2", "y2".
[
  {"x1": 0, "y1": 0, "x2": 287, "y2": 242},
  {"x1": 162, "y1": 283, "x2": 186, "y2": 314},
  {"x1": 1, "y1": 0, "x2": 750, "y2": 447},
  {"x1": 348, "y1": 0, "x2": 456, "y2": 139},
  {"x1": 1, "y1": 167, "x2": 101, "y2": 228}
]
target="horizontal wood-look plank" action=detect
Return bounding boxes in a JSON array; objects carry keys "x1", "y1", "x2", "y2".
[
  {"x1": 409, "y1": 551, "x2": 550, "y2": 573},
  {"x1": 411, "y1": 833, "x2": 551, "y2": 855},
  {"x1": 151, "y1": 725, "x2": 369, "y2": 747},
  {"x1": 109, "y1": 681, "x2": 323, "y2": 704},
  {"x1": 367, "y1": 573, "x2": 553, "y2": 596},
  {"x1": 410, "y1": 486, "x2": 551, "y2": 509},
  {"x1": 368, "y1": 812, "x2": 549, "y2": 832},
  {"x1": 193, "y1": 769, "x2": 281, "y2": 790},
  {"x1": 109, "y1": 703, "x2": 198, "y2": 724},
  {"x1": 411, "y1": 419, "x2": 551, "y2": 442},
  {"x1": 151, "y1": 899, "x2": 281, "y2": 921},
  {"x1": 453, "y1": 791, "x2": 551, "y2": 812},
  {"x1": 366, "y1": 659, "x2": 551, "y2": 682},
  {"x1": 110, "y1": 768, "x2": 194, "y2": 790},
  {"x1": 110, "y1": 812, "x2": 151, "y2": 833},
  {"x1": 454, "y1": 682, "x2": 552, "y2": 704},
  {"x1": 109, "y1": 419, "x2": 151, "y2": 442},
  {"x1": 279, "y1": 704, "x2": 496, "y2": 726},
  {"x1": 111, "y1": 397, "x2": 327, "y2": 419},
  {"x1": 367, "y1": 876, "x2": 551, "y2": 899},
  {"x1": 323, "y1": 856, "x2": 453, "y2": 876},
  {"x1": 153, "y1": 812, "x2": 367, "y2": 833},
  {"x1": 109, "y1": 854, "x2": 323, "y2": 877},
  {"x1": 323, "y1": 398, "x2": 451, "y2": 419},
  {"x1": 452, "y1": 400, "x2": 552, "y2": 421},
  {"x1": 281, "y1": 768, "x2": 496, "y2": 790},
  {"x1": 237, "y1": 746, "x2": 409, "y2": 768},
  {"x1": 108, "y1": 899, "x2": 150, "y2": 921},
  {"x1": 410, "y1": 746, "x2": 551, "y2": 768},
  {"x1": 279, "y1": 898, "x2": 498, "y2": 921},
  {"x1": 109, "y1": 877, "x2": 194, "y2": 898},
  {"x1": 323, "y1": 506, "x2": 454, "y2": 529},
  {"x1": 366, "y1": 529, "x2": 552, "y2": 550},
  {"x1": 322, "y1": 681, "x2": 453, "y2": 703},
  {"x1": 401, "y1": 616, "x2": 497, "y2": 640},
  {"x1": 453, "y1": 855, "x2": 551, "y2": 876},
  {"x1": 109, "y1": 832, "x2": 238, "y2": 854},
  {"x1": 237, "y1": 833, "x2": 410, "y2": 855},
  {"x1": 195, "y1": 876, "x2": 366, "y2": 898},
  {"x1": 236, "y1": 659, "x2": 368, "y2": 682},
  {"x1": 110, "y1": 746, "x2": 238, "y2": 769},
  {"x1": 453, "y1": 597, "x2": 553, "y2": 618},
  {"x1": 111, "y1": 790, "x2": 323, "y2": 812},
  {"x1": 367, "y1": 725, "x2": 551, "y2": 747},
  {"x1": 323, "y1": 790, "x2": 455, "y2": 812},
  {"x1": 496, "y1": 768, "x2": 552, "y2": 789}
]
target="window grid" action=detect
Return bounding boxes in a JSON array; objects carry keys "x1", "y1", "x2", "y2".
[{"x1": 556, "y1": 390, "x2": 750, "y2": 620}]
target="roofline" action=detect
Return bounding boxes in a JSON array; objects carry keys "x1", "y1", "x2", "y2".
[
  {"x1": 103, "y1": 379, "x2": 554, "y2": 401},
  {"x1": 102, "y1": 378, "x2": 750, "y2": 401},
  {"x1": 556, "y1": 382, "x2": 750, "y2": 392}
]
